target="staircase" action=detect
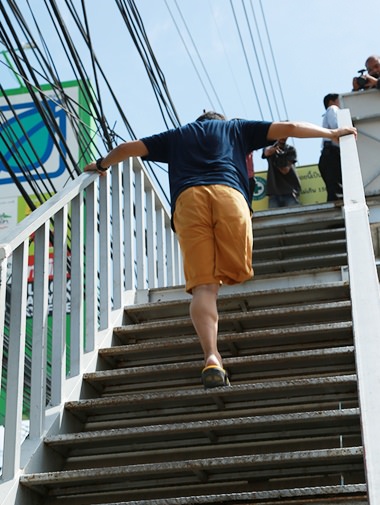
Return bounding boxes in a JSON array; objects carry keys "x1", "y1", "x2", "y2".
[{"x1": 19, "y1": 203, "x2": 368, "y2": 504}]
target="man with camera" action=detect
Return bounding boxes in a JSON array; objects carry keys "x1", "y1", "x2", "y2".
[
  {"x1": 262, "y1": 138, "x2": 301, "y2": 208},
  {"x1": 352, "y1": 55, "x2": 380, "y2": 91}
]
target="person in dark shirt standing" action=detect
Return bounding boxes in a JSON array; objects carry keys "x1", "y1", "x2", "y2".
[
  {"x1": 262, "y1": 138, "x2": 301, "y2": 208},
  {"x1": 84, "y1": 112, "x2": 356, "y2": 389}
]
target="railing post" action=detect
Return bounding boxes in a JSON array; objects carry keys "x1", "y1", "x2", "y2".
[
  {"x1": 84, "y1": 182, "x2": 98, "y2": 351},
  {"x1": 0, "y1": 257, "x2": 7, "y2": 393},
  {"x1": 146, "y1": 188, "x2": 157, "y2": 288},
  {"x1": 99, "y1": 174, "x2": 111, "y2": 330},
  {"x1": 124, "y1": 159, "x2": 135, "y2": 290},
  {"x1": 51, "y1": 206, "x2": 68, "y2": 406},
  {"x1": 156, "y1": 208, "x2": 167, "y2": 287},
  {"x1": 165, "y1": 223, "x2": 175, "y2": 286},
  {"x1": 29, "y1": 222, "x2": 49, "y2": 440},
  {"x1": 111, "y1": 165, "x2": 124, "y2": 309},
  {"x1": 70, "y1": 193, "x2": 84, "y2": 377},
  {"x1": 338, "y1": 108, "x2": 380, "y2": 504},
  {"x1": 2, "y1": 241, "x2": 28, "y2": 481},
  {"x1": 135, "y1": 167, "x2": 146, "y2": 290}
]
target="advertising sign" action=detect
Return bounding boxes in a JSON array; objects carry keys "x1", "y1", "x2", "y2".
[{"x1": 0, "y1": 79, "x2": 92, "y2": 226}]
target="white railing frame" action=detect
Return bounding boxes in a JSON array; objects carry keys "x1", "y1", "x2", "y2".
[
  {"x1": 0, "y1": 156, "x2": 182, "y2": 503},
  {"x1": 338, "y1": 108, "x2": 380, "y2": 504}
]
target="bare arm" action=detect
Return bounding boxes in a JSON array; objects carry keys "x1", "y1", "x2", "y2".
[
  {"x1": 267, "y1": 121, "x2": 357, "y2": 144},
  {"x1": 84, "y1": 140, "x2": 149, "y2": 174}
]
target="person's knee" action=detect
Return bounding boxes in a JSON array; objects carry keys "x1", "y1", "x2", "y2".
[{"x1": 192, "y1": 283, "x2": 219, "y2": 298}]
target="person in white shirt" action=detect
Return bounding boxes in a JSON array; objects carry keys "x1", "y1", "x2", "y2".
[{"x1": 318, "y1": 94, "x2": 342, "y2": 201}]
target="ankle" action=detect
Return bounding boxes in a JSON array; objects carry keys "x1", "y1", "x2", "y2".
[{"x1": 205, "y1": 353, "x2": 222, "y2": 369}]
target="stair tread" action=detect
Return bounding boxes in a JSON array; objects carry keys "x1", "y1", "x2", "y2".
[
  {"x1": 122, "y1": 282, "x2": 350, "y2": 323},
  {"x1": 254, "y1": 239, "x2": 346, "y2": 255},
  {"x1": 102, "y1": 321, "x2": 352, "y2": 363},
  {"x1": 253, "y1": 227, "x2": 345, "y2": 243},
  {"x1": 86, "y1": 347, "x2": 355, "y2": 387},
  {"x1": 45, "y1": 408, "x2": 360, "y2": 449},
  {"x1": 116, "y1": 300, "x2": 352, "y2": 338},
  {"x1": 90, "y1": 484, "x2": 367, "y2": 505},
  {"x1": 20, "y1": 447, "x2": 363, "y2": 488},
  {"x1": 65, "y1": 375, "x2": 358, "y2": 421},
  {"x1": 103, "y1": 321, "x2": 352, "y2": 361}
]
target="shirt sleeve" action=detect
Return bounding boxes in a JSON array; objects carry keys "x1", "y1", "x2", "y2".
[
  {"x1": 140, "y1": 130, "x2": 172, "y2": 163},
  {"x1": 324, "y1": 106, "x2": 339, "y2": 129}
]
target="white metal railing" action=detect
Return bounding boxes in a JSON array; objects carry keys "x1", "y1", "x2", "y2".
[
  {"x1": 0, "y1": 156, "x2": 182, "y2": 500},
  {"x1": 338, "y1": 108, "x2": 380, "y2": 504}
]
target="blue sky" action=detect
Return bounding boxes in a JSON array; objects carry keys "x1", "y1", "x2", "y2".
[{"x1": 1, "y1": 0, "x2": 379, "y2": 183}]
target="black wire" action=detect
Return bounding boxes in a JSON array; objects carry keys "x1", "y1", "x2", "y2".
[
  {"x1": 229, "y1": 0, "x2": 263, "y2": 119},
  {"x1": 172, "y1": 0, "x2": 226, "y2": 116},
  {"x1": 128, "y1": 0, "x2": 181, "y2": 126},
  {"x1": 22, "y1": 0, "x2": 101, "y2": 167},
  {"x1": 0, "y1": 10, "x2": 78, "y2": 201},
  {"x1": 0, "y1": 7, "x2": 79, "y2": 177},
  {"x1": 47, "y1": 0, "x2": 115, "y2": 149},
  {"x1": 258, "y1": 0, "x2": 289, "y2": 120},
  {"x1": 248, "y1": 0, "x2": 281, "y2": 119},
  {"x1": 163, "y1": 0, "x2": 218, "y2": 112},
  {"x1": 240, "y1": 0, "x2": 274, "y2": 120},
  {"x1": 115, "y1": 0, "x2": 181, "y2": 129},
  {"x1": 0, "y1": 0, "x2": 186, "y2": 206},
  {"x1": 80, "y1": 0, "x2": 114, "y2": 151}
]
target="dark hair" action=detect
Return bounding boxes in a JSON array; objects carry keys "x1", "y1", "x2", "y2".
[
  {"x1": 196, "y1": 111, "x2": 226, "y2": 121},
  {"x1": 323, "y1": 93, "x2": 339, "y2": 110}
]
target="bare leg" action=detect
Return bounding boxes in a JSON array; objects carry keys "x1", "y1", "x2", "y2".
[{"x1": 190, "y1": 283, "x2": 223, "y2": 368}]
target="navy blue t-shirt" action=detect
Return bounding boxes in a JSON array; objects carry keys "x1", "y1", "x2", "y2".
[{"x1": 141, "y1": 118, "x2": 272, "y2": 215}]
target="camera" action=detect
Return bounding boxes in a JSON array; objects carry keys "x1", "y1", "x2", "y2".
[
  {"x1": 272, "y1": 144, "x2": 297, "y2": 169},
  {"x1": 272, "y1": 151, "x2": 290, "y2": 169},
  {"x1": 355, "y1": 69, "x2": 368, "y2": 90}
]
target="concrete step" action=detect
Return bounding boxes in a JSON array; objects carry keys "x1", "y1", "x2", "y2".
[
  {"x1": 122, "y1": 282, "x2": 350, "y2": 324},
  {"x1": 250, "y1": 206, "x2": 347, "y2": 275},
  {"x1": 64, "y1": 375, "x2": 358, "y2": 424},
  {"x1": 253, "y1": 226, "x2": 346, "y2": 248},
  {"x1": 116, "y1": 300, "x2": 352, "y2": 344},
  {"x1": 252, "y1": 252, "x2": 347, "y2": 275},
  {"x1": 27, "y1": 486, "x2": 368, "y2": 505},
  {"x1": 20, "y1": 447, "x2": 364, "y2": 504},
  {"x1": 87, "y1": 346, "x2": 356, "y2": 394},
  {"x1": 253, "y1": 239, "x2": 346, "y2": 260},
  {"x1": 45, "y1": 408, "x2": 360, "y2": 457},
  {"x1": 252, "y1": 204, "x2": 345, "y2": 236},
  {"x1": 86, "y1": 484, "x2": 368, "y2": 505},
  {"x1": 88, "y1": 485, "x2": 368, "y2": 505},
  {"x1": 101, "y1": 321, "x2": 353, "y2": 368}
]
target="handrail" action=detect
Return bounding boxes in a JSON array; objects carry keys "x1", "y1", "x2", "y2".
[
  {"x1": 0, "y1": 156, "x2": 182, "y2": 496},
  {"x1": 338, "y1": 108, "x2": 380, "y2": 504}
]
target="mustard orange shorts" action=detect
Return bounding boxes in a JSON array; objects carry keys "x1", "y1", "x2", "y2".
[{"x1": 173, "y1": 185, "x2": 253, "y2": 293}]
